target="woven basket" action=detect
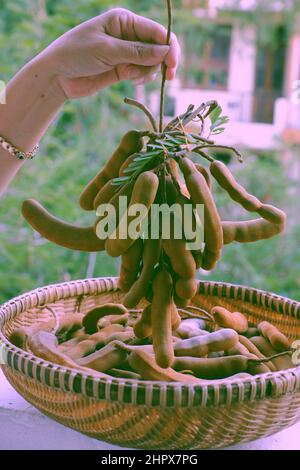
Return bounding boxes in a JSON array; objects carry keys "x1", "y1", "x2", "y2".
[{"x1": 0, "y1": 277, "x2": 300, "y2": 450}]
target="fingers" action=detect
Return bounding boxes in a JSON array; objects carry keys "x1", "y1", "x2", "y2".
[
  {"x1": 104, "y1": 9, "x2": 180, "y2": 79},
  {"x1": 109, "y1": 37, "x2": 170, "y2": 67},
  {"x1": 82, "y1": 64, "x2": 160, "y2": 93}
]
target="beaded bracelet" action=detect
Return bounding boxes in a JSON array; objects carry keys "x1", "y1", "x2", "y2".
[{"x1": 0, "y1": 135, "x2": 39, "y2": 160}]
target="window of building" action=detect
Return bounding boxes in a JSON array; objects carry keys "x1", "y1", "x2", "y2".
[{"x1": 182, "y1": 23, "x2": 232, "y2": 90}]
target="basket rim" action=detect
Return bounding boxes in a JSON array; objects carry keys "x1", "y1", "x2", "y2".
[{"x1": 0, "y1": 277, "x2": 300, "y2": 408}]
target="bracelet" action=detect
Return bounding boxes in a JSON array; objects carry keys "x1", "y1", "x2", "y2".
[{"x1": 0, "y1": 135, "x2": 39, "y2": 160}]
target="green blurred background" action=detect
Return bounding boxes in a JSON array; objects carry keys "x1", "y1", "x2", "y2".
[{"x1": 0, "y1": 0, "x2": 299, "y2": 304}]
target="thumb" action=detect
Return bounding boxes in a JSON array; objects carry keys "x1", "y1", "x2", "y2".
[{"x1": 109, "y1": 38, "x2": 170, "y2": 67}]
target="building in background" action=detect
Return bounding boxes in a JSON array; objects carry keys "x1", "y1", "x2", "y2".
[{"x1": 148, "y1": 0, "x2": 300, "y2": 151}]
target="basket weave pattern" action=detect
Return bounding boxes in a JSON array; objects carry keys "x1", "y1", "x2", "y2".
[{"x1": 1, "y1": 277, "x2": 300, "y2": 449}]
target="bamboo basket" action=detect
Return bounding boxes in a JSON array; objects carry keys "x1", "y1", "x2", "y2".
[{"x1": 0, "y1": 277, "x2": 300, "y2": 450}]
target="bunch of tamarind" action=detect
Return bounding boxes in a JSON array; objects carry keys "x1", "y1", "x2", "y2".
[{"x1": 10, "y1": 302, "x2": 294, "y2": 383}]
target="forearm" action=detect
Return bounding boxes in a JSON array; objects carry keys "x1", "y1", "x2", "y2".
[{"x1": 0, "y1": 55, "x2": 66, "y2": 195}]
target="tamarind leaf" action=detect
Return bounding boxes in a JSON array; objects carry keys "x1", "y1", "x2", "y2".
[
  {"x1": 211, "y1": 128, "x2": 226, "y2": 135},
  {"x1": 111, "y1": 176, "x2": 131, "y2": 186},
  {"x1": 209, "y1": 105, "x2": 223, "y2": 124}
]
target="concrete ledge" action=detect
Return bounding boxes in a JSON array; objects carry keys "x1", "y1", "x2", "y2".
[{"x1": 1, "y1": 369, "x2": 299, "y2": 450}]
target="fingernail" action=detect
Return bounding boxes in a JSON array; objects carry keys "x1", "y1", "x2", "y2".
[{"x1": 153, "y1": 45, "x2": 169, "y2": 57}]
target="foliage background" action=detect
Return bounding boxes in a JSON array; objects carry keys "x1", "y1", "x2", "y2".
[{"x1": 0, "y1": 0, "x2": 299, "y2": 304}]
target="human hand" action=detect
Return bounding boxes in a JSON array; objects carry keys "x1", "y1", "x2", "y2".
[{"x1": 43, "y1": 8, "x2": 180, "y2": 99}]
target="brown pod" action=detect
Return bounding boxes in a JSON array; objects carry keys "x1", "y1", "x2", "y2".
[
  {"x1": 151, "y1": 270, "x2": 175, "y2": 368},
  {"x1": 242, "y1": 327, "x2": 260, "y2": 338},
  {"x1": 195, "y1": 163, "x2": 212, "y2": 191},
  {"x1": 124, "y1": 238, "x2": 161, "y2": 308},
  {"x1": 171, "y1": 303, "x2": 182, "y2": 330},
  {"x1": 238, "y1": 334, "x2": 276, "y2": 372},
  {"x1": 250, "y1": 336, "x2": 293, "y2": 370},
  {"x1": 133, "y1": 305, "x2": 152, "y2": 339},
  {"x1": 175, "y1": 277, "x2": 198, "y2": 301},
  {"x1": 192, "y1": 250, "x2": 203, "y2": 270},
  {"x1": 9, "y1": 314, "x2": 83, "y2": 349},
  {"x1": 93, "y1": 180, "x2": 118, "y2": 211},
  {"x1": 174, "y1": 329, "x2": 239, "y2": 357},
  {"x1": 98, "y1": 313, "x2": 129, "y2": 329},
  {"x1": 94, "y1": 181, "x2": 134, "y2": 237},
  {"x1": 211, "y1": 306, "x2": 248, "y2": 334},
  {"x1": 163, "y1": 235, "x2": 196, "y2": 279},
  {"x1": 222, "y1": 218, "x2": 285, "y2": 245},
  {"x1": 179, "y1": 158, "x2": 223, "y2": 269},
  {"x1": 258, "y1": 321, "x2": 291, "y2": 352},
  {"x1": 257, "y1": 204, "x2": 286, "y2": 225},
  {"x1": 27, "y1": 331, "x2": 108, "y2": 377},
  {"x1": 173, "y1": 355, "x2": 249, "y2": 379},
  {"x1": 210, "y1": 160, "x2": 261, "y2": 212},
  {"x1": 76, "y1": 341, "x2": 128, "y2": 372},
  {"x1": 174, "y1": 294, "x2": 190, "y2": 308},
  {"x1": 175, "y1": 318, "x2": 207, "y2": 339},
  {"x1": 22, "y1": 200, "x2": 105, "y2": 252},
  {"x1": 83, "y1": 303, "x2": 128, "y2": 334},
  {"x1": 79, "y1": 130, "x2": 144, "y2": 211},
  {"x1": 118, "y1": 238, "x2": 143, "y2": 292},
  {"x1": 128, "y1": 348, "x2": 205, "y2": 383},
  {"x1": 105, "y1": 171, "x2": 159, "y2": 257}
]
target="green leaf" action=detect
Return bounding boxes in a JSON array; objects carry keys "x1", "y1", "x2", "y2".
[
  {"x1": 209, "y1": 105, "x2": 222, "y2": 124},
  {"x1": 211, "y1": 128, "x2": 226, "y2": 135},
  {"x1": 111, "y1": 176, "x2": 130, "y2": 186}
]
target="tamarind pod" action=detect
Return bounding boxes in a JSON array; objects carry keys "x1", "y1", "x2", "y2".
[
  {"x1": 151, "y1": 270, "x2": 175, "y2": 368},
  {"x1": 171, "y1": 304, "x2": 182, "y2": 330},
  {"x1": 124, "y1": 238, "x2": 161, "y2": 308},
  {"x1": 174, "y1": 328, "x2": 239, "y2": 357},
  {"x1": 128, "y1": 349, "x2": 205, "y2": 383},
  {"x1": 105, "y1": 171, "x2": 159, "y2": 257},
  {"x1": 79, "y1": 130, "x2": 144, "y2": 211},
  {"x1": 9, "y1": 314, "x2": 84, "y2": 349},
  {"x1": 98, "y1": 313, "x2": 129, "y2": 329},
  {"x1": 173, "y1": 355, "x2": 249, "y2": 379},
  {"x1": 58, "y1": 333, "x2": 89, "y2": 353},
  {"x1": 94, "y1": 181, "x2": 134, "y2": 236},
  {"x1": 22, "y1": 200, "x2": 105, "y2": 252},
  {"x1": 258, "y1": 321, "x2": 291, "y2": 352},
  {"x1": 83, "y1": 304, "x2": 128, "y2": 334},
  {"x1": 210, "y1": 160, "x2": 261, "y2": 212},
  {"x1": 201, "y1": 249, "x2": 222, "y2": 271},
  {"x1": 119, "y1": 154, "x2": 136, "y2": 177},
  {"x1": 247, "y1": 361, "x2": 271, "y2": 375},
  {"x1": 88, "y1": 325, "x2": 126, "y2": 347},
  {"x1": 222, "y1": 219, "x2": 285, "y2": 245},
  {"x1": 163, "y1": 237, "x2": 196, "y2": 279},
  {"x1": 64, "y1": 339, "x2": 98, "y2": 360},
  {"x1": 195, "y1": 163, "x2": 212, "y2": 191},
  {"x1": 175, "y1": 318, "x2": 207, "y2": 339},
  {"x1": 238, "y1": 334, "x2": 276, "y2": 372},
  {"x1": 179, "y1": 158, "x2": 223, "y2": 266},
  {"x1": 165, "y1": 175, "x2": 179, "y2": 205},
  {"x1": 242, "y1": 327, "x2": 260, "y2": 338},
  {"x1": 227, "y1": 342, "x2": 254, "y2": 357},
  {"x1": 27, "y1": 331, "x2": 108, "y2": 377},
  {"x1": 192, "y1": 250, "x2": 203, "y2": 269},
  {"x1": 118, "y1": 239, "x2": 143, "y2": 292},
  {"x1": 211, "y1": 306, "x2": 248, "y2": 334},
  {"x1": 133, "y1": 305, "x2": 152, "y2": 339},
  {"x1": 250, "y1": 336, "x2": 293, "y2": 370},
  {"x1": 107, "y1": 368, "x2": 141, "y2": 380},
  {"x1": 208, "y1": 351, "x2": 224, "y2": 358},
  {"x1": 174, "y1": 295, "x2": 190, "y2": 308},
  {"x1": 93, "y1": 180, "x2": 118, "y2": 211},
  {"x1": 108, "y1": 328, "x2": 135, "y2": 344},
  {"x1": 175, "y1": 278, "x2": 198, "y2": 301},
  {"x1": 76, "y1": 341, "x2": 128, "y2": 372},
  {"x1": 257, "y1": 204, "x2": 286, "y2": 225}
]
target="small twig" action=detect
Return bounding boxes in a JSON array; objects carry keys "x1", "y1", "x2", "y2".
[
  {"x1": 194, "y1": 144, "x2": 244, "y2": 163},
  {"x1": 193, "y1": 148, "x2": 215, "y2": 163},
  {"x1": 124, "y1": 97, "x2": 158, "y2": 132},
  {"x1": 249, "y1": 351, "x2": 292, "y2": 364}
]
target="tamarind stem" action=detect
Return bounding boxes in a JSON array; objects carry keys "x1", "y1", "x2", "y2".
[
  {"x1": 124, "y1": 97, "x2": 158, "y2": 132},
  {"x1": 249, "y1": 351, "x2": 292, "y2": 364},
  {"x1": 159, "y1": 0, "x2": 173, "y2": 133}
]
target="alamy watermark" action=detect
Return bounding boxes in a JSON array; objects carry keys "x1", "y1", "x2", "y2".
[
  {"x1": 0, "y1": 80, "x2": 6, "y2": 105},
  {"x1": 95, "y1": 197, "x2": 205, "y2": 251}
]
